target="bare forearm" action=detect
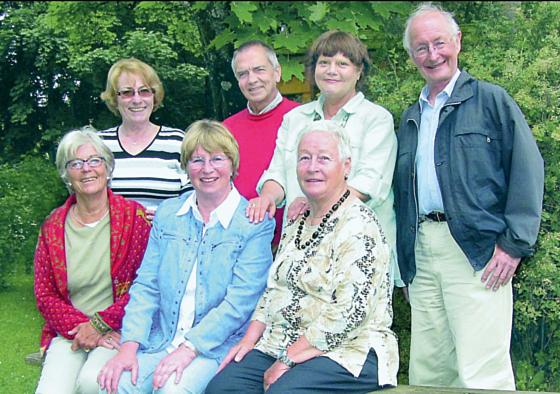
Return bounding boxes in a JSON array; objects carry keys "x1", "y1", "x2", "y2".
[
  {"x1": 243, "y1": 320, "x2": 267, "y2": 345},
  {"x1": 349, "y1": 186, "x2": 369, "y2": 203},
  {"x1": 261, "y1": 180, "x2": 286, "y2": 206},
  {"x1": 286, "y1": 335, "x2": 324, "y2": 364}
]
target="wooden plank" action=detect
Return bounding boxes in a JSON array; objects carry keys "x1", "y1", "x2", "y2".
[{"x1": 384, "y1": 385, "x2": 554, "y2": 394}]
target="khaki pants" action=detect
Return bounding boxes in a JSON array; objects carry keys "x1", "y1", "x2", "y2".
[
  {"x1": 408, "y1": 221, "x2": 515, "y2": 390},
  {"x1": 35, "y1": 336, "x2": 117, "y2": 394}
]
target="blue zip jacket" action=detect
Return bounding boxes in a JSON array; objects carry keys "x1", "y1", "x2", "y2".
[
  {"x1": 121, "y1": 192, "x2": 275, "y2": 361},
  {"x1": 394, "y1": 71, "x2": 544, "y2": 285}
]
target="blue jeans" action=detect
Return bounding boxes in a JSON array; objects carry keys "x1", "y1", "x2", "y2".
[{"x1": 115, "y1": 350, "x2": 219, "y2": 394}]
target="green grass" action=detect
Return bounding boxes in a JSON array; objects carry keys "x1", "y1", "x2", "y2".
[{"x1": 0, "y1": 272, "x2": 43, "y2": 393}]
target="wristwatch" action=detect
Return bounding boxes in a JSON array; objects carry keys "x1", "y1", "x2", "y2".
[{"x1": 278, "y1": 349, "x2": 296, "y2": 368}]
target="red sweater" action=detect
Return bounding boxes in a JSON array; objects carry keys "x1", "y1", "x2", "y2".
[{"x1": 224, "y1": 98, "x2": 300, "y2": 244}]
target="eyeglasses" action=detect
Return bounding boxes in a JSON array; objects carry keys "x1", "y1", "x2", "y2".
[
  {"x1": 412, "y1": 39, "x2": 451, "y2": 58},
  {"x1": 66, "y1": 156, "x2": 106, "y2": 171},
  {"x1": 188, "y1": 155, "x2": 229, "y2": 170},
  {"x1": 116, "y1": 87, "x2": 155, "y2": 98}
]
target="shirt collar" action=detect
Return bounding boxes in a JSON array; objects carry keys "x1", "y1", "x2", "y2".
[
  {"x1": 302, "y1": 91, "x2": 365, "y2": 117},
  {"x1": 247, "y1": 91, "x2": 283, "y2": 115},
  {"x1": 176, "y1": 186, "x2": 241, "y2": 229},
  {"x1": 419, "y1": 69, "x2": 462, "y2": 110}
]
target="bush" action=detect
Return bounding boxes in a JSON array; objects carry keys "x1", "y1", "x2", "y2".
[{"x1": 0, "y1": 155, "x2": 67, "y2": 288}]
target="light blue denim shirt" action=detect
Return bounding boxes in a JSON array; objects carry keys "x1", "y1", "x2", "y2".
[
  {"x1": 121, "y1": 189, "x2": 275, "y2": 361},
  {"x1": 416, "y1": 69, "x2": 461, "y2": 214}
]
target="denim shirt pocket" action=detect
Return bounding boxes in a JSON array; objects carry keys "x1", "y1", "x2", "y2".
[{"x1": 205, "y1": 236, "x2": 244, "y2": 292}]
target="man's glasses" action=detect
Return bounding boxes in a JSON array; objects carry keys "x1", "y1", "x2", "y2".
[
  {"x1": 66, "y1": 156, "x2": 106, "y2": 171},
  {"x1": 188, "y1": 155, "x2": 229, "y2": 170},
  {"x1": 116, "y1": 87, "x2": 155, "y2": 98}
]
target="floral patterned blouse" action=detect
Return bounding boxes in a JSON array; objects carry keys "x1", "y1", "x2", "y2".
[{"x1": 253, "y1": 198, "x2": 399, "y2": 386}]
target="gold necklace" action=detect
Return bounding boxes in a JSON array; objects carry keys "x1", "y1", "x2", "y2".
[{"x1": 71, "y1": 205, "x2": 109, "y2": 227}]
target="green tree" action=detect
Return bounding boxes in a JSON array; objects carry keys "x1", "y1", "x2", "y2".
[{"x1": 0, "y1": 1, "x2": 209, "y2": 161}]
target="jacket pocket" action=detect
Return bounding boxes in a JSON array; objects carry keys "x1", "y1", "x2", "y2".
[
  {"x1": 452, "y1": 128, "x2": 506, "y2": 209},
  {"x1": 454, "y1": 128, "x2": 501, "y2": 150}
]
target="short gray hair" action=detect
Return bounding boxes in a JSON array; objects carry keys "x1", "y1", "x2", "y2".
[
  {"x1": 55, "y1": 126, "x2": 115, "y2": 192},
  {"x1": 231, "y1": 40, "x2": 280, "y2": 78},
  {"x1": 403, "y1": 2, "x2": 461, "y2": 54},
  {"x1": 296, "y1": 120, "x2": 352, "y2": 160}
]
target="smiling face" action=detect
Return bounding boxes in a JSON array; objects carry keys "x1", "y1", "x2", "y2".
[
  {"x1": 116, "y1": 72, "x2": 154, "y2": 125},
  {"x1": 234, "y1": 45, "x2": 281, "y2": 113},
  {"x1": 67, "y1": 143, "x2": 108, "y2": 198},
  {"x1": 409, "y1": 11, "x2": 461, "y2": 93},
  {"x1": 296, "y1": 131, "x2": 350, "y2": 206},
  {"x1": 187, "y1": 145, "x2": 233, "y2": 205},
  {"x1": 314, "y1": 52, "x2": 362, "y2": 103}
]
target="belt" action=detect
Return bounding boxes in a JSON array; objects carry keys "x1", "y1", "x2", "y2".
[{"x1": 420, "y1": 211, "x2": 447, "y2": 223}]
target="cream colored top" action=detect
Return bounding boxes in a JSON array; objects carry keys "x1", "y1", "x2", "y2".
[
  {"x1": 253, "y1": 198, "x2": 398, "y2": 385},
  {"x1": 65, "y1": 213, "x2": 112, "y2": 317}
]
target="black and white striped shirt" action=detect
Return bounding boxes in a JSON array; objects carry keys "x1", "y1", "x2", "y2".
[{"x1": 99, "y1": 125, "x2": 193, "y2": 210}]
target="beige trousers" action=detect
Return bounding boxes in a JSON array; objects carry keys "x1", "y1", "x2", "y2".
[
  {"x1": 35, "y1": 336, "x2": 117, "y2": 394},
  {"x1": 408, "y1": 220, "x2": 515, "y2": 390}
]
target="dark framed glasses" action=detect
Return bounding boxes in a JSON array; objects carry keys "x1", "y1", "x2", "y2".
[{"x1": 116, "y1": 87, "x2": 155, "y2": 98}]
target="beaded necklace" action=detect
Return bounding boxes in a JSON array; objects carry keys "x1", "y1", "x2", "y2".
[{"x1": 294, "y1": 189, "x2": 350, "y2": 250}]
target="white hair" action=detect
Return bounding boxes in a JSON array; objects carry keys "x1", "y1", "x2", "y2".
[
  {"x1": 296, "y1": 120, "x2": 352, "y2": 160},
  {"x1": 403, "y1": 2, "x2": 461, "y2": 54},
  {"x1": 55, "y1": 125, "x2": 114, "y2": 193},
  {"x1": 231, "y1": 41, "x2": 280, "y2": 79}
]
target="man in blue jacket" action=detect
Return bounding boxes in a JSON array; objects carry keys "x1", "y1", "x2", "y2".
[{"x1": 394, "y1": 3, "x2": 544, "y2": 390}]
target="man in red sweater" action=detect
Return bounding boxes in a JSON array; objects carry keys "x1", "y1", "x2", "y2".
[{"x1": 224, "y1": 41, "x2": 299, "y2": 248}]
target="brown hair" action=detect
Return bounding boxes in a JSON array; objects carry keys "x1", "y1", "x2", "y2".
[{"x1": 305, "y1": 31, "x2": 371, "y2": 91}]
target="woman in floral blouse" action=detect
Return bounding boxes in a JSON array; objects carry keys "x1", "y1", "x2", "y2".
[
  {"x1": 34, "y1": 127, "x2": 150, "y2": 394},
  {"x1": 207, "y1": 120, "x2": 399, "y2": 393}
]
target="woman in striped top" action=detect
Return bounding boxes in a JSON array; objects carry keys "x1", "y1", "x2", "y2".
[{"x1": 99, "y1": 58, "x2": 192, "y2": 219}]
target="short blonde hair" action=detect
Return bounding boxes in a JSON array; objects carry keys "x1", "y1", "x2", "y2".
[
  {"x1": 180, "y1": 120, "x2": 240, "y2": 178},
  {"x1": 100, "y1": 58, "x2": 164, "y2": 116},
  {"x1": 55, "y1": 126, "x2": 115, "y2": 192}
]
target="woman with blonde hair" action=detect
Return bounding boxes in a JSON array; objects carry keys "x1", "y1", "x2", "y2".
[
  {"x1": 99, "y1": 58, "x2": 191, "y2": 220},
  {"x1": 98, "y1": 120, "x2": 275, "y2": 393}
]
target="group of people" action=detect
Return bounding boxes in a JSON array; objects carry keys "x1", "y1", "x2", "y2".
[{"x1": 33, "y1": 3, "x2": 544, "y2": 394}]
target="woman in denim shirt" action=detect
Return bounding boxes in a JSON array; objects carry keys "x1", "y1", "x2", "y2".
[{"x1": 98, "y1": 120, "x2": 275, "y2": 393}]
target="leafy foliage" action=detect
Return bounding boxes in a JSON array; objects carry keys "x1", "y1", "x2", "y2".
[
  {"x1": 0, "y1": 155, "x2": 67, "y2": 288},
  {"x1": 0, "y1": 1, "x2": 208, "y2": 161}
]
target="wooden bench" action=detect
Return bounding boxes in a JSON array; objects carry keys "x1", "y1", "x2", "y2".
[
  {"x1": 25, "y1": 353, "x2": 551, "y2": 394},
  {"x1": 385, "y1": 385, "x2": 547, "y2": 393}
]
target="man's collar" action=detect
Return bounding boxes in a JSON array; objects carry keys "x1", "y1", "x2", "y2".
[
  {"x1": 419, "y1": 69, "x2": 462, "y2": 108},
  {"x1": 247, "y1": 91, "x2": 283, "y2": 115}
]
